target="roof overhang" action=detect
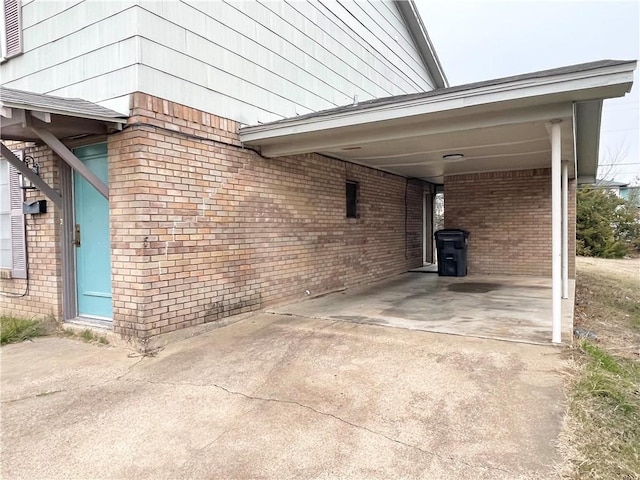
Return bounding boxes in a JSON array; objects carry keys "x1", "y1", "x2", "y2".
[
  {"x1": 1, "y1": 87, "x2": 128, "y2": 204},
  {"x1": 0, "y1": 87, "x2": 127, "y2": 142},
  {"x1": 240, "y1": 60, "x2": 636, "y2": 185}
]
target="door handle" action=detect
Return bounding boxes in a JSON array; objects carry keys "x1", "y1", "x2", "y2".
[{"x1": 73, "y1": 224, "x2": 81, "y2": 247}]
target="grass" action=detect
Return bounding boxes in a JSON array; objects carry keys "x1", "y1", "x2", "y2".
[
  {"x1": 0, "y1": 314, "x2": 46, "y2": 345},
  {"x1": 62, "y1": 327, "x2": 109, "y2": 345},
  {"x1": 0, "y1": 314, "x2": 108, "y2": 346},
  {"x1": 563, "y1": 257, "x2": 640, "y2": 479}
]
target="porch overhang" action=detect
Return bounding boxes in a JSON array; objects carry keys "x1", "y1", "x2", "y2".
[
  {"x1": 240, "y1": 60, "x2": 636, "y2": 185},
  {"x1": 0, "y1": 87, "x2": 127, "y2": 204}
]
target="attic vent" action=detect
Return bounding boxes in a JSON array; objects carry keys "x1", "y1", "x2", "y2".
[{"x1": 3, "y1": 0, "x2": 23, "y2": 58}]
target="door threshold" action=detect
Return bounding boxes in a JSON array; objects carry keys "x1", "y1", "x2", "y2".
[{"x1": 66, "y1": 316, "x2": 113, "y2": 330}]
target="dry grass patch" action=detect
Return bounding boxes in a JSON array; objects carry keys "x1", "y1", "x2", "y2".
[
  {"x1": 562, "y1": 257, "x2": 640, "y2": 479},
  {"x1": 575, "y1": 257, "x2": 640, "y2": 357}
]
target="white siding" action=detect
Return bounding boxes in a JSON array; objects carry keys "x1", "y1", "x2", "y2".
[
  {"x1": 0, "y1": 1, "x2": 137, "y2": 114},
  {"x1": 0, "y1": 0, "x2": 436, "y2": 123},
  {"x1": 136, "y1": 0, "x2": 435, "y2": 124}
]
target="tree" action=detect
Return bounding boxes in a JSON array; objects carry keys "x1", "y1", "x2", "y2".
[{"x1": 576, "y1": 187, "x2": 640, "y2": 258}]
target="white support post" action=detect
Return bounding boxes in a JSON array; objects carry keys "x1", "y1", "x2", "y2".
[
  {"x1": 561, "y1": 160, "x2": 569, "y2": 299},
  {"x1": 551, "y1": 121, "x2": 562, "y2": 344}
]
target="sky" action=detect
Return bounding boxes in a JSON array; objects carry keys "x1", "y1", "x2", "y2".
[{"x1": 417, "y1": 0, "x2": 640, "y2": 184}]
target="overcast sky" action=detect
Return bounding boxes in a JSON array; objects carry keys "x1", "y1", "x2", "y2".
[{"x1": 417, "y1": 0, "x2": 640, "y2": 184}]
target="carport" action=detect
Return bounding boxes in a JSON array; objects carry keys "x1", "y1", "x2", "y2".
[
  {"x1": 241, "y1": 60, "x2": 636, "y2": 344},
  {"x1": 271, "y1": 272, "x2": 574, "y2": 345}
]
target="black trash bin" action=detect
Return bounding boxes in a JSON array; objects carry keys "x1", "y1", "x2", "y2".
[{"x1": 434, "y1": 229, "x2": 469, "y2": 277}]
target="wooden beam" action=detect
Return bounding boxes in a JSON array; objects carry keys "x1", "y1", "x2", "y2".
[
  {"x1": 29, "y1": 125, "x2": 109, "y2": 200},
  {"x1": 0, "y1": 108, "x2": 26, "y2": 129},
  {"x1": 0, "y1": 142, "x2": 63, "y2": 207},
  {"x1": 31, "y1": 111, "x2": 51, "y2": 123}
]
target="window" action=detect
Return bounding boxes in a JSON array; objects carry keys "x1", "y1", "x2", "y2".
[
  {"x1": 1, "y1": 0, "x2": 23, "y2": 60},
  {"x1": 346, "y1": 181, "x2": 358, "y2": 218},
  {"x1": 0, "y1": 155, "x2": 26, "y2": 278}
]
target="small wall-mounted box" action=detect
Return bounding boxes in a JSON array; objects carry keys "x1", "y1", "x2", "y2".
[{"x1": 23, "y1": 200, "x2": 47, "y2": 215}]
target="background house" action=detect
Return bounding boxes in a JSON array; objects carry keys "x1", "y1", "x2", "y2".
[{"x1": 589, "y1": 178, "x2": 640, "y2": 208}]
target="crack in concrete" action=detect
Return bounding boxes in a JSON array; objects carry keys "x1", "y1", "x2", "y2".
[
  {"x1": 0, "y1": 357, "x2": 145, "y2": 405},
  {"x1": 126, "y1": 377, "x2": 516, "y2": 476},
  {"x1": 249, "y1": 320, "x2": 338, "y2": 397}
]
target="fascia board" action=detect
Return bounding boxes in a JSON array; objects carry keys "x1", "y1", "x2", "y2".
[
  {"x1": 0, "y1": 101, "x2": 127, "y2": 124},
  {"x1": 240, "y1": 64, "x2": 635, "y2": 143},
  {"x1": 574, "y1": 100, "x2": 603, "y2": 180},
  {"x1": 259, "y1": 103, "x2": 575, "y2": 158}
]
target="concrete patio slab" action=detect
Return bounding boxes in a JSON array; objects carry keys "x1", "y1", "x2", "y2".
[
  {"x1": 272, "y1": 273, "x2": 575, "y2": 344},
  {"x1": 0, "y1": 313, "x2": 567, "y2": 479}
]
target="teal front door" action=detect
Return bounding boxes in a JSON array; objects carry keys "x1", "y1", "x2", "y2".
[{"x1": 73, "y1": 144, "x2": 112, "y2": 319}]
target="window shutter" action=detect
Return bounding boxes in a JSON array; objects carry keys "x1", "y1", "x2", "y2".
[
  {"x1": 3, "y1": 0, "x2": 23, "y2": 58},
  {"x1": 8, "y1": 157, "x2": 26, "y2": 279}
]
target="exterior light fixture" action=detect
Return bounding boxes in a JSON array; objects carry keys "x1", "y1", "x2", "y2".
[
  {"x1": 18, "y1": 156, "x2": 40, "y2": 190},
  {"x1": 442, "y1": 153, "x2": 464, "y2": 160}
]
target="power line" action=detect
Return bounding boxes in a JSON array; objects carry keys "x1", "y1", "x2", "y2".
[
  {"x1": 598, "y1": 163, "x2": 640, "y2": 166},
  {"x1": 601, "y1": 127, "x2": 640, "y2": 133}
]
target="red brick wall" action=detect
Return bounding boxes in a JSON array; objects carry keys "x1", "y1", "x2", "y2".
[
  {"x1": 108, "y1": 93, "x2": 426, "y2": 340},
  {"x1": 0, "y1": 145, "x2": 63, "y2": 319},
  {"x1": 444, "y1": 169, "x2": 576, "y2": 278}
]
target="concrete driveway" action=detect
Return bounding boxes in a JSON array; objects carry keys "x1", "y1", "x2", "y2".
[
  {"x1": 273, "y1": 272, "x2": 575, "y2": 344},
  {"x1": 1, "y1": 313, "x2": 567, "y2": 479}
]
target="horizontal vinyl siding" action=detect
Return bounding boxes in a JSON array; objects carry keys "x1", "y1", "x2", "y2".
[
  {"x1": 353, "y1": 1, "x2": 433, "y2": 85},
  {"x1": 316, "y1": 1, "x2": 433, "y2": 90},
  {"x1": 136, "y1": 8, "x2": 341, "y2": 112},
  {"x1": 138, "y1": 0, "x2": 435, "y2": 124},
  {"x1": 20, "y1": 0, "x2": 134, "y2": 52},
  {"x1": 2, "y1": 0, "x2": 436, "y2": 123},
  {"x1": 1, "y1": 1, "x2": 137, "y2": 113},
  {"x1": 2, "y1": 8, "x2": 138, "y2": 82},
  {"x1": 136, "y1": 64, "x2": 275, "y2": 125},
  {"x1": 267, "y1": 1, "x2": 417, "y2": 95},
  {"x1": 45, "y1": 66, "x2": 138, "y2": 115}
]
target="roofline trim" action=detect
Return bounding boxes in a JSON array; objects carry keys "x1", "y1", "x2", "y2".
[
  {"x1": 240, "y1": 61, "x2": 636, "y2": 143},
  {"x1": 394, "y1": 0, "x2": 448, "y2": 89},
  {"x1": 0, "y1": 101, "x2": 127, "y2": 125}
]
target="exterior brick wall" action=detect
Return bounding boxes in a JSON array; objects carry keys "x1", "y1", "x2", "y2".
[
  {"x1": 444, "y1": 169, "x2": 576, "y2": 278},
  {"x1": 0, "y1": 144, "x2": 63, "y2": 319},
  {"x1": 107, "y1": 93, "x2": 427, "y2": 341},
  {"x1": 2, "y1": 92, "x2": 579, "y2": 345}
]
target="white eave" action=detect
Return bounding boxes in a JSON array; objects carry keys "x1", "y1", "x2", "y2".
[{"x1": 240, "y1": 60, "x2": 636, "y2": 185}]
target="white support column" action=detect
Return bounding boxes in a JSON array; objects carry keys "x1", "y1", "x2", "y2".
[
  {"x1": 551, "y1": 121, "x2": 562, "y2": 344},
  {"x1": 561, "y1": 160, "x2": 569, "y2": 299}
]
